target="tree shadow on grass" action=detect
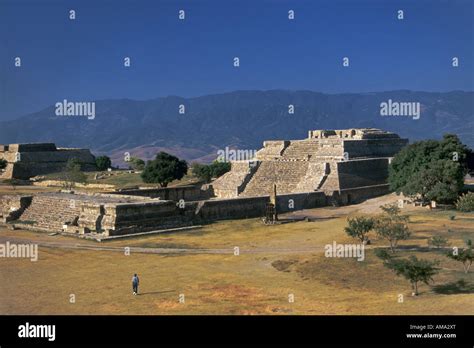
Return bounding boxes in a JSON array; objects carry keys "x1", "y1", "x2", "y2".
[
  {"x1": 139, "y1": 289, "x2": 176, "y2": 296},
  {"x1": 395, "y1": 245, "x2": 435, "y2": 252},
  {"x1": 432, "y1": 279, "x2": 474, "y2": 295}
]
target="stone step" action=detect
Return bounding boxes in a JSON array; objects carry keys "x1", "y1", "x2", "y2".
[
  {"x1": 240, "y1": 161, "x2": 309, "y2": 197},
  {"x1": 19, "y1": 195, "x2": 81, "y2": 230}
]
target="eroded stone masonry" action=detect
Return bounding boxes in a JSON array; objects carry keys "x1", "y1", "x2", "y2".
[
  {"x1": 212, "y1": 128, "x2": 408, "y2": 198},
  {"x1": 0, "y1": 143, "x2": 96, "y2": 180},
  {"x1": 0, "y1": 129, "x2": 408, "y2": 239}
]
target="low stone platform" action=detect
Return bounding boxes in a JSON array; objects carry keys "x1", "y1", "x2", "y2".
[
  {"x1": 0, "y1": 143, "x2": 96, "y2": 180},
  {"x1": 0, "y1": 183, "x2": 390, "y2": 239}
]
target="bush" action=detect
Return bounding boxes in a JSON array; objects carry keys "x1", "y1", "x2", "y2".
[
  {"x1": 192, "y1": 163, "x2": 212, "y2": 183},
  {"x1": 211, "y1": 161, "x2": 231, "y2": 178},
  {"x1": 428, "y1": 236, "x2": 450, "y2": 249},
  {"x1": 456, "y1": 192, "x2": 474, "y2": 212},
  {"x1": 95, "y1": 156, "x2": 112, "y2": 171},
  {"x1": 128, "y1": 157, "x2": 145, "y2": 171},
  {"x1": 61, "y1": 158, "x2": 87, "y2": 189},
  {"x1": 192, "y1": 161, "x2": 231, "y2": 183}
]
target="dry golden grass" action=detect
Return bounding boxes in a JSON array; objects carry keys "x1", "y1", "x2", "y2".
[{"x1": 1, "y1": 200, "x2": 473, "y2": 315}]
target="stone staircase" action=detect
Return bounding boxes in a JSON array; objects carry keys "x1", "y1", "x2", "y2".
[
  {"x1": 212, "y1": 161, "x2": 259, "y2": 198},
  {"x1": 18, "y1": 194, "x2": 81, "y2": 231},
  {"x1": 295, "y1": 162, "x2": 330, "y2": 192},
  {"x1": 280, "y1": 140, "x2": 320, "y2": 160},
  {"x1": 239, "y1": 161, "x2": 309, "y2": 197}
]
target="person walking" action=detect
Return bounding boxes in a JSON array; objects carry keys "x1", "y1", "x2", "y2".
[{"x1": 132, "y1": 273, "x2": 139, "y2": 295}]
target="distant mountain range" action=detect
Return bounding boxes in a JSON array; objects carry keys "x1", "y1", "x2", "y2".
[{"x1": 0, "y1": 90, "x2": 472, "y2": 166}]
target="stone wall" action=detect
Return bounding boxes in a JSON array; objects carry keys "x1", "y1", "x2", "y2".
[
  {"x1": 343, "y1": 139, "x2": 409, "y2": 158},
  {"x1": 0, "y1": 195, "x2": 32, "y2": 222},
  {"x1": 328, "y1": 184, "x2": 390, "y2": 205},
  {"x1": 193, "y1": 191, "x2": 327, "y2": 221},
  {"x1": 112, "y1": 185, "x2": 211, "y2": 201},
  {"x1": 337, "y1": 159, "x2": 389, "y2": 189},
  {"x1": 0, "y1": 184, "x2": 388, "y2": 237},
  {"x1": 0, "y1": 143, "x2": 96, "y2": 180},
  {"x1": 100, "y1": 201, "x2": 194, "y2": 236}
]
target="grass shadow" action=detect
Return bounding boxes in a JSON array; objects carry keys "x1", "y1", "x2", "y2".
[
  {"x1": 139, "y1": 289, "x2": 176, "y2": 296},
  {"x1": 132, "y1": 242, "x2": 196, "y2": 249},
  {"x1": 396, "y1": 245, "x2": 435, "y2": 252},
  {"x1": 432, "y1": 279, "x2": 474, "y2": 295}
]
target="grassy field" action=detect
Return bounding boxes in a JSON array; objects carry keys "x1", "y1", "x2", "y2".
[
  {"x1": 39, "y1": 170, "x2": 201, "y2": 189},
  {"x1": 0, "y1": 196, "x2": 473, "y2": 315}
]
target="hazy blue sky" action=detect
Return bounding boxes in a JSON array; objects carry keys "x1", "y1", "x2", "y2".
[{"x1": 1, "y1": 0, "x2": 473, "y2": 119}]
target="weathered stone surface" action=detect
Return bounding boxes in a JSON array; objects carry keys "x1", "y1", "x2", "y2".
[
  {"x1": 0, "y1": 143, "x2": 96, "y2": 180},
  {"x1": 0, "y1": 129, "x2": 406, "y2": 237},
  {"x1": 212, "y1": 128, "x2": 408, "y2": 198}
]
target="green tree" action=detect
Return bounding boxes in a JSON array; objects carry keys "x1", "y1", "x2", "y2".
[
  {"x1": 210, "y1": 160, "x2": 231, "y2": 178},
  {"x1": 446, "y1": 240, "x2": 473, "y2": 273},
  {"x1": 192, "y1": 163, "x2": 212, "y2": 183},
  {"x1": 141, "y1": 152, "x2": 188, "y2": 187},
  {"x1": 382, "y1": 255, "x2": 440, "y2": 296},
  {"x1": 62, "y1": 158, "x2": 87, "y2": 190},
  {"x1": 0, "y1": 159, "x2": 7, "y2": 170},
  {"x1": 374, "y1": 203, "x2": 410, "y2": 252},
  {"x1": 388, "y1": 134, "x2": 470, "y2": 204},
  {"x1": 128, "y1": 157, "x2": 145, "y2": 171},
  {"x1": 95, "y1": 155, "x2": 112, "y2": 171},
  {"x1": 192, "y1": 161, "x2": 231, "y2": 183},
  {"x1": 344, "y1": 216, "x2": 375, "y2": 243}
]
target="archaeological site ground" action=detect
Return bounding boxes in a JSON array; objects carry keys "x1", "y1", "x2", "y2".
[{"x1": 0, "y1": 128, "x2": 473, "y2": 317}]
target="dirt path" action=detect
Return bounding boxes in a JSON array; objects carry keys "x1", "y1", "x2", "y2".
[
  {"x1": 0, "y1": 235, "x2": 330, "y2": 255},
  {"x1": 283, "y1": 192, "x2": 413, "y2": 220}
]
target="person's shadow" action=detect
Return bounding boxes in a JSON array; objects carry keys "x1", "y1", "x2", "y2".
[{"x1": 138, "y1": 290, "x2": 176, "y2": 296}]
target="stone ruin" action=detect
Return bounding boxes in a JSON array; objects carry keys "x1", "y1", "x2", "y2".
[
  {"x1": 0, "y1": 192, "x2": 194, "y2": 237},
  {"x1": 0, "y1": 143, "x2": 96, "y2": 180},
  {"x1": 0, "y1": 129, "x2": 408, "y2": 238},
  {"x1": 211, "y1": 128, "x2": 408, "y2": 198}
]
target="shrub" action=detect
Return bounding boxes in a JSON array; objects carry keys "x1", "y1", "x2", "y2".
[
  {"x1": 192, "y1": 161, "x2": 231, "y2": 183},
  {"x1": 128, "y1": 157, "x2": 145, "y2": 171},
  {"x1": 428, "y1": 236, "x2": 450, "y2": 249},
  {"x1": 455, "y1": 192, "x2": 474, "y2": 212},
  {"x1": 95, "y1": 156, "x2": 112, "y2": 171},
  {"x1": 61, "y1": 158, "x2": 87, "y2": 189},
  {"x1": 192, "y1": 163, "x2": 212, "y2": 183},
  {"x1": 0, "y1": 158, "x2": 7, "y2": 170}
]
